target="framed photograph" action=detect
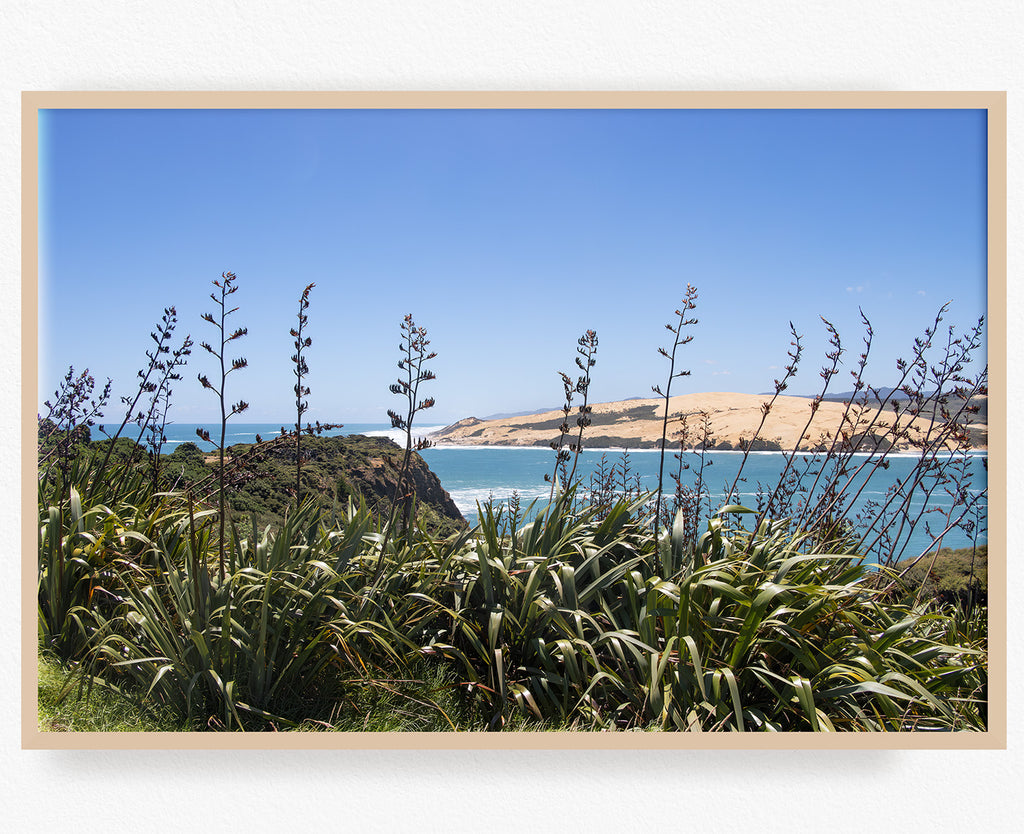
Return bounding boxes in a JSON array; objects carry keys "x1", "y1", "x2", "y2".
[{"x1": 24, "y1": 91, "x2": 1005, "y2": 749}]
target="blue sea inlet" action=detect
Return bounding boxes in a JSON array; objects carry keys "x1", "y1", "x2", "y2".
[{"x1": 159, "y1": 422, "x2": 987, "y2": 560}]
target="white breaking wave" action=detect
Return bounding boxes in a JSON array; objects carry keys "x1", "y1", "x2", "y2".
[
  {"x1": 427, "y1": 443, "x2": 549, "y2": 451},
  {"x1": 581, "y1": 447, "x2": 660, "y2": 454},
  {"x1": 447, "y1": 485, "x2": 553, "y2": 515},
  {"x1": 360, "y1": 425, "x2": 449, "y2": 445}
]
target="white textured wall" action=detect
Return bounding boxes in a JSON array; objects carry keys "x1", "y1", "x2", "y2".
[{"x1": 3, "y1": 2, "x2": 1020, "y2": 830}]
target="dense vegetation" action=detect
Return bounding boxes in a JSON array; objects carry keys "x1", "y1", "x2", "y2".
[
  {"x1": 164, "y1": 434, "x2": 466, "y2": 536},
  {"x1": 36, "y1": 278, "x2": 989, "y2": 733},
  {"x1": 897, "y1": 544, "x2": 987, "y2": 608}
]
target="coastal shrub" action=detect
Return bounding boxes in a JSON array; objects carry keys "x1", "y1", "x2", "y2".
[
  {"x1": 404, "y1": 490, "x2": 653, "y2": 729},
  {"x1": 52, "y1": 479, "x2": 986, "y2": 732},
  {"x1": 897, "y1": 544, "x2": 988, "y2": 608}
]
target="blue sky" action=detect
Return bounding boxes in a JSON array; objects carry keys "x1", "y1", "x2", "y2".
[{"x1": 38, "y1": 107, "x2": 987, "y2": 424}]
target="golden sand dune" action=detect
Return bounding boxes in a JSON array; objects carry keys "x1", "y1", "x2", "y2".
[{"x1": 431, "y1": 392, "x2": 987, "y2": 452}]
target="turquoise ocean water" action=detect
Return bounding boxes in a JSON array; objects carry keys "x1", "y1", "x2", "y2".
[{"x1": 158, "y1": 422, "x2": 987, "y2": 558}]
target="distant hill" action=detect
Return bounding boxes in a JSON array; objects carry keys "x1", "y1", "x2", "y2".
[
  {"x1": 786, "y1": 387, "x2": 918, "y2": 401},
  {"x1": 431, "y1": 391, "x2": 987, "y2": 452},
  {"x1": 482, "y1": 396, "x2": 646, "y2": 421},
  {"x1": 481, "y1": 407, "x2": 555, "y2": 420},
  {"x1": 785, "y1": 386, "x2": 987, "y2": 426},
  {"x1": 820, "y1": 387, "x2": 921, "y2": 402}
]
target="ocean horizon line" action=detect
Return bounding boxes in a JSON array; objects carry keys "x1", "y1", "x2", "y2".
[{"x1": 152, "y1": 422, "x2": 988, "y2": 461}]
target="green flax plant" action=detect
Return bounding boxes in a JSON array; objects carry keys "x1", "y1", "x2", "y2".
[
  {"x1": 668, "y1": 410, "x2": 714, "y2": 553},
  {"x1": 546, "y1": 371, "x2": 576, "y2": 503},
  {"x1": 413, "y1": 487, "x2": 656, "y2": 729},
  {"x1": 384, "y1": 313, "x2": 438, "y2": 541},
  {"x1": 81, "y1": 499, "x2": 407, "y2": 729},
  {"x1": 361, "y1": 314, "x2": 438, "y2": 606},
  {"x1": 633, "y1": 507, "x2": 987, "y2": 731},
  {"x1": 37, "y1": 368, "x2": 127, "y2": 659},
  {"x1": 196, "y1": 271, "x2": 249, "y2": 582},
  {"x1": 750, "y1": 316, "x2": 844, "y2": 537},
  {"x1": 668, "y1": 303, "x2": 989, "y2": 589},
  {"x1": 37, "y1": 470, "x2": 192, "y2": 660},
  {"x1": 290, "y1": 282, "x2": 332, "y2": 505},
  {"x1": 142, "y1": 331, "x2": 193, "y2": 492},
  {"x1": 38, "y1": 487, "x2": 109, "y2": 659},
  {"x1": 39, "y1": 367, "x2": 112, "y2": 498},
  {"x1": 783, "y1": 308, "x2": 988, "y2": 570},
  {"x1": 546, "y1": 329, "x2": 599, "y2": 502},
  {"x1": 723, "y1": 322, "x2": 803, "y2": 509},
  {"x1": 91, "y1": 307, "x2": 192, "y2": 498},
  {"x1": 652, "y1": 285, "x2": 698, "y2": 532},
  {"x1": 565, "y1": 330, "x2": 598, "y2": 487},
  {"x1": 401, "y1": 487, "x2": 987, "y2": 730}
]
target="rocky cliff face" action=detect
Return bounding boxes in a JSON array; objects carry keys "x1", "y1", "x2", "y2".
[{"x1": 327, "y1": 435, "x2": 465, "y2": 532}]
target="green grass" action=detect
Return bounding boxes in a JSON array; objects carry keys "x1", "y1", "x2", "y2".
[
  {"x1": 39, "y1": 646, "x2": 618, "y2": 733},
  {"x1": 37, "y1": 649, "x2": 194, "y2": 733}
]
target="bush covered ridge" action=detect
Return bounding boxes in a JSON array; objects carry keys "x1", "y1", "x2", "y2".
[
  {"x1": 168, "y1": 433, "x2": 466, "y2": 536},
  {"x1": 897, "y1": 545, "x2": 988, "y2": 608},
  {"x1": 40, "y1": 425, "x2": 467, "y2": 537},
  {"x1": 36, "y1": 276, "x2": 988, "y2": 733}
]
